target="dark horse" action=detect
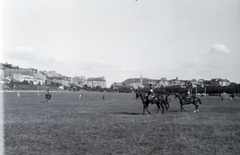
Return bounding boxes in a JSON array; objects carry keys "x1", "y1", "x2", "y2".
[
  {"x1": 175, "y1": 93, "x2": 202, "y2": 112},
  {"x1": 138, "y1": 92, "x2": 165, "y2": 115}
]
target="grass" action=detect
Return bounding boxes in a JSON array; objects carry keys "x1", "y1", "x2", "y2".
[{"x1": 3, "y1": 91, "x2": 240, "y2": 155}]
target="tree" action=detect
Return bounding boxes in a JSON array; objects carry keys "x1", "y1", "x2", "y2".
[{"x1": 22, "y1": 80, "x2": 29, "y2": 85}]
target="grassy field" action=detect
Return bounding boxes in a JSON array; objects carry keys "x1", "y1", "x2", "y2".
[{"x1": 3, "y1": 91, "x2": 240, "y2": 155}]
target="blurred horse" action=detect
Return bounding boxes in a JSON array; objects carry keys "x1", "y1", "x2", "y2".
[
  {"x1": 138, "y1": 92, "x2": 165, "y2": 115},
  {"x1": 175, "y1": 93, "x2": 202, "y2": 112}
]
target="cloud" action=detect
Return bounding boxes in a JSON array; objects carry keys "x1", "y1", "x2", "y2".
[
  {"x1": 180, "y1": 58, "x2": 200, "y2": 68},
  {"x1": 209, "y1": 44, "x2": 230, "y2": 54},
  {"x1": 77, "y1": 59, "x2": 140, "y2": 75},
  {"x1": 2, "y1": 46, "x2": 67, "y2": 67}
]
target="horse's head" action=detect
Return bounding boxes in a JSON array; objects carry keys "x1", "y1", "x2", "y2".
[
  {"x1": 135, "y1": 92, "x2": 139, "y2": 99},
  {"x1": 138, "y1": 92, "x2": 143, "y2": 99}
]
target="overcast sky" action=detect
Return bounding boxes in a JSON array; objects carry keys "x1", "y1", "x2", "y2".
[{"x1": 1, "y1": 0, "x2": 240, "y2": 86}]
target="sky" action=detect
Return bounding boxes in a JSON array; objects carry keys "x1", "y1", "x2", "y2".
[{"x1": 1, "y1": 0, "x2": 240, "y2": 87}]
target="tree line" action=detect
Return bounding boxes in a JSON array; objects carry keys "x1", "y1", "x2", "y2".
[
  {"x1": 136, "y1": 83, "x2": 240, "y2": 95},
  {"x1": 6, "y1": 80, "x2": 240, "y2": 95}
]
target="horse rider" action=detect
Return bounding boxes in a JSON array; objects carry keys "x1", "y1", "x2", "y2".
[
  {"x1": 185, "y1": 91, "x2": 191, "y2": 102},
  {"x1": 147, "y1": 83, "x2": 155, "y2": 104}
]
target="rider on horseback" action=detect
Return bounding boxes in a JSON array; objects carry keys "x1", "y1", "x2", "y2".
[
  {"x1": 185, "y1": 91, "x2": 191, "y2": 102},
  {"x1": 147, "y1": 83, "x2": 155, "y2": 104}
]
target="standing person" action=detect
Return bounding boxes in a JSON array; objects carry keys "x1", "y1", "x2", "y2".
[
  {"x1": 79, "y1": 93, "x2": 82, "y2": 99},
  {"x1": 46, "y1": 89, "x2": 51, "y2": 102},
  {"x1": 230, "y1": 93, "x2": 235, "y2": 101}
]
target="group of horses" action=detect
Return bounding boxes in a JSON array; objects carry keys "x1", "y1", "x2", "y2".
[
  {"x1": 136, "y1": 92, "x2": 202, "y2": 115},
  {"x1": 45, "y1": 90, "x2": 202, "y2": 114}
]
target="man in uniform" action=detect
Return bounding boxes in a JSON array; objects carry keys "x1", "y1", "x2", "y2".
[
  {"x1": 147, "y1": 83, "x2": 155, "y2": 104},
  {"x1": 185, "y1": 91, "x2": 191, "y2": 102}
]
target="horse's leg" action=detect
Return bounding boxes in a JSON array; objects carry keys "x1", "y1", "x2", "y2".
[
  {"x1": 165, "y1": 101, "x2": 169, "y2": 110},
  {"x1": 162, "y1": 100, "x2": 167, "y2": 110},
  {"x1": 155, "y1": 103, "x2": 160, "y2": 114},
  {"x1": 193, "y1": 103, "x2": 196, "y2": 112},
  {"x1": 166, "y1": 101, "x2": 169, "y2": 110},
  {"x1": 180, "y1": 103, "x2": 186, "y2": 112},
  {"x1": 194, "y1": 103, "x2": 199, "y2": 112},
  {"x1": 145, "y1": 104, "x2": 151, "y2": 115},
  {"x1": 197, "y1": 100, "x2": 200, "y2": 112},
  {"x1": 160, "y1": 101, "x2": 164, "y2": 114},
  {"x1": 180, "y1": 103, "x2": 183, "y2": 112},
  {"x1": 182, "y1": 106, "x2": 186, "y2": 111},
  {"x1": 179, "y1": 100, "x2": 184, "y2": 112},
  {"x1": 143, "y1": 105, "x2": 145, "y2": 115}
]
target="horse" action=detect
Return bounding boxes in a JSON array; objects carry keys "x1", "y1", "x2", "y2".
[
  {"x1": 159, "y1": 94, "x2": 171, "y2": 110},
  {"x1": 46, "y1": 91, "x2": 52, "y2": 102},
  {"x1": 175, "y1": 93, "x2": 202, "y2": 112},
  {"x1": 138, "y1": 92, "x2": 165, "y2": 115}
]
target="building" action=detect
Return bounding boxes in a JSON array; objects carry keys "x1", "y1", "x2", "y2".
[
  {"x1": 42, "y1": 70, "x2": 59, "y2": 77},
  {"x1": 4, "y1": 67, "x2": 37, "y2": 77},
  {"x1": 156, "y1": 78, "x2": 169, "y2": 88},
  {"x1": 13, "y1": 74, "x2": 34, "y2": 83},
  {"x1": 111, "y1": 82, "x2": 123, "y2": 90},
  {"x1": 210, "y1": 78, "x2": 230, "y2": 87},
  {"x1": 128, "y1": 75, "x2": 145, "y2": 89},
  {"x1": 72, "y1": 76, "x2": 87, "y2": 87},
  {"x1": 87, "y1": 76, "x2": 106, "y2": 88},
  {"x1": 168, "y1": 77, "x2": 186, "y2": 88}
]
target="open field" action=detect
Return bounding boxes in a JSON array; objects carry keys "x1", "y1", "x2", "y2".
[{"x1": 3, "y1": 91, "x2": 240, "y2": 155}]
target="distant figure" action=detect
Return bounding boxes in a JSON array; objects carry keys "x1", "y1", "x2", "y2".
[
  {"x1": 37, "y1": 92, "x2": 40, "y2": 97},
  {"x1": 103, "y1": 95, "x2": 105, "y2": 100},
  {"x1": 17, "y1": 92, "x2": 20, "y2": 97},
  {"x1": 230, "y1": 93, "x2": 235, "y2": 101},
  {"x1": 79, "y1": 93, "x2": 83, "y2": 99},
  {"x1": 45, "y1": 89, "x2": 51, "y2": 102}
]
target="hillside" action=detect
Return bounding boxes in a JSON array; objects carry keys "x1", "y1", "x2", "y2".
[{"x1": 122, "y1": 78, "x2": 159, "y2": 85}]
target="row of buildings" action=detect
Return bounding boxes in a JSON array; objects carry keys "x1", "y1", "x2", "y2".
[
  {"x1": 0, "y1": 62, "x2": 106, "y2": 88},
  {"x1": 119, "y1": 75, "x2": 231, "y2": 90},
  {"x1": 0, "y1": 62, "x2": 232, "y2": 89}
]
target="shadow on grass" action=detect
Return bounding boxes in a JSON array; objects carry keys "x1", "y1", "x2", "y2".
[
  {"x1": 169, "y1": 110, "x2": 186, "y2": 112},
  {"x1": 111, "y1": 112, "x2": 143, "y2": 115},
  {"x1": 40, "y1": 101, "x2": 49, "y2": 103}
]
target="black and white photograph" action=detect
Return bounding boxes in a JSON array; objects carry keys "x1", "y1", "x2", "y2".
[{"x1": 1, "y1": 0, "x2": 240, "y2": 154}]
